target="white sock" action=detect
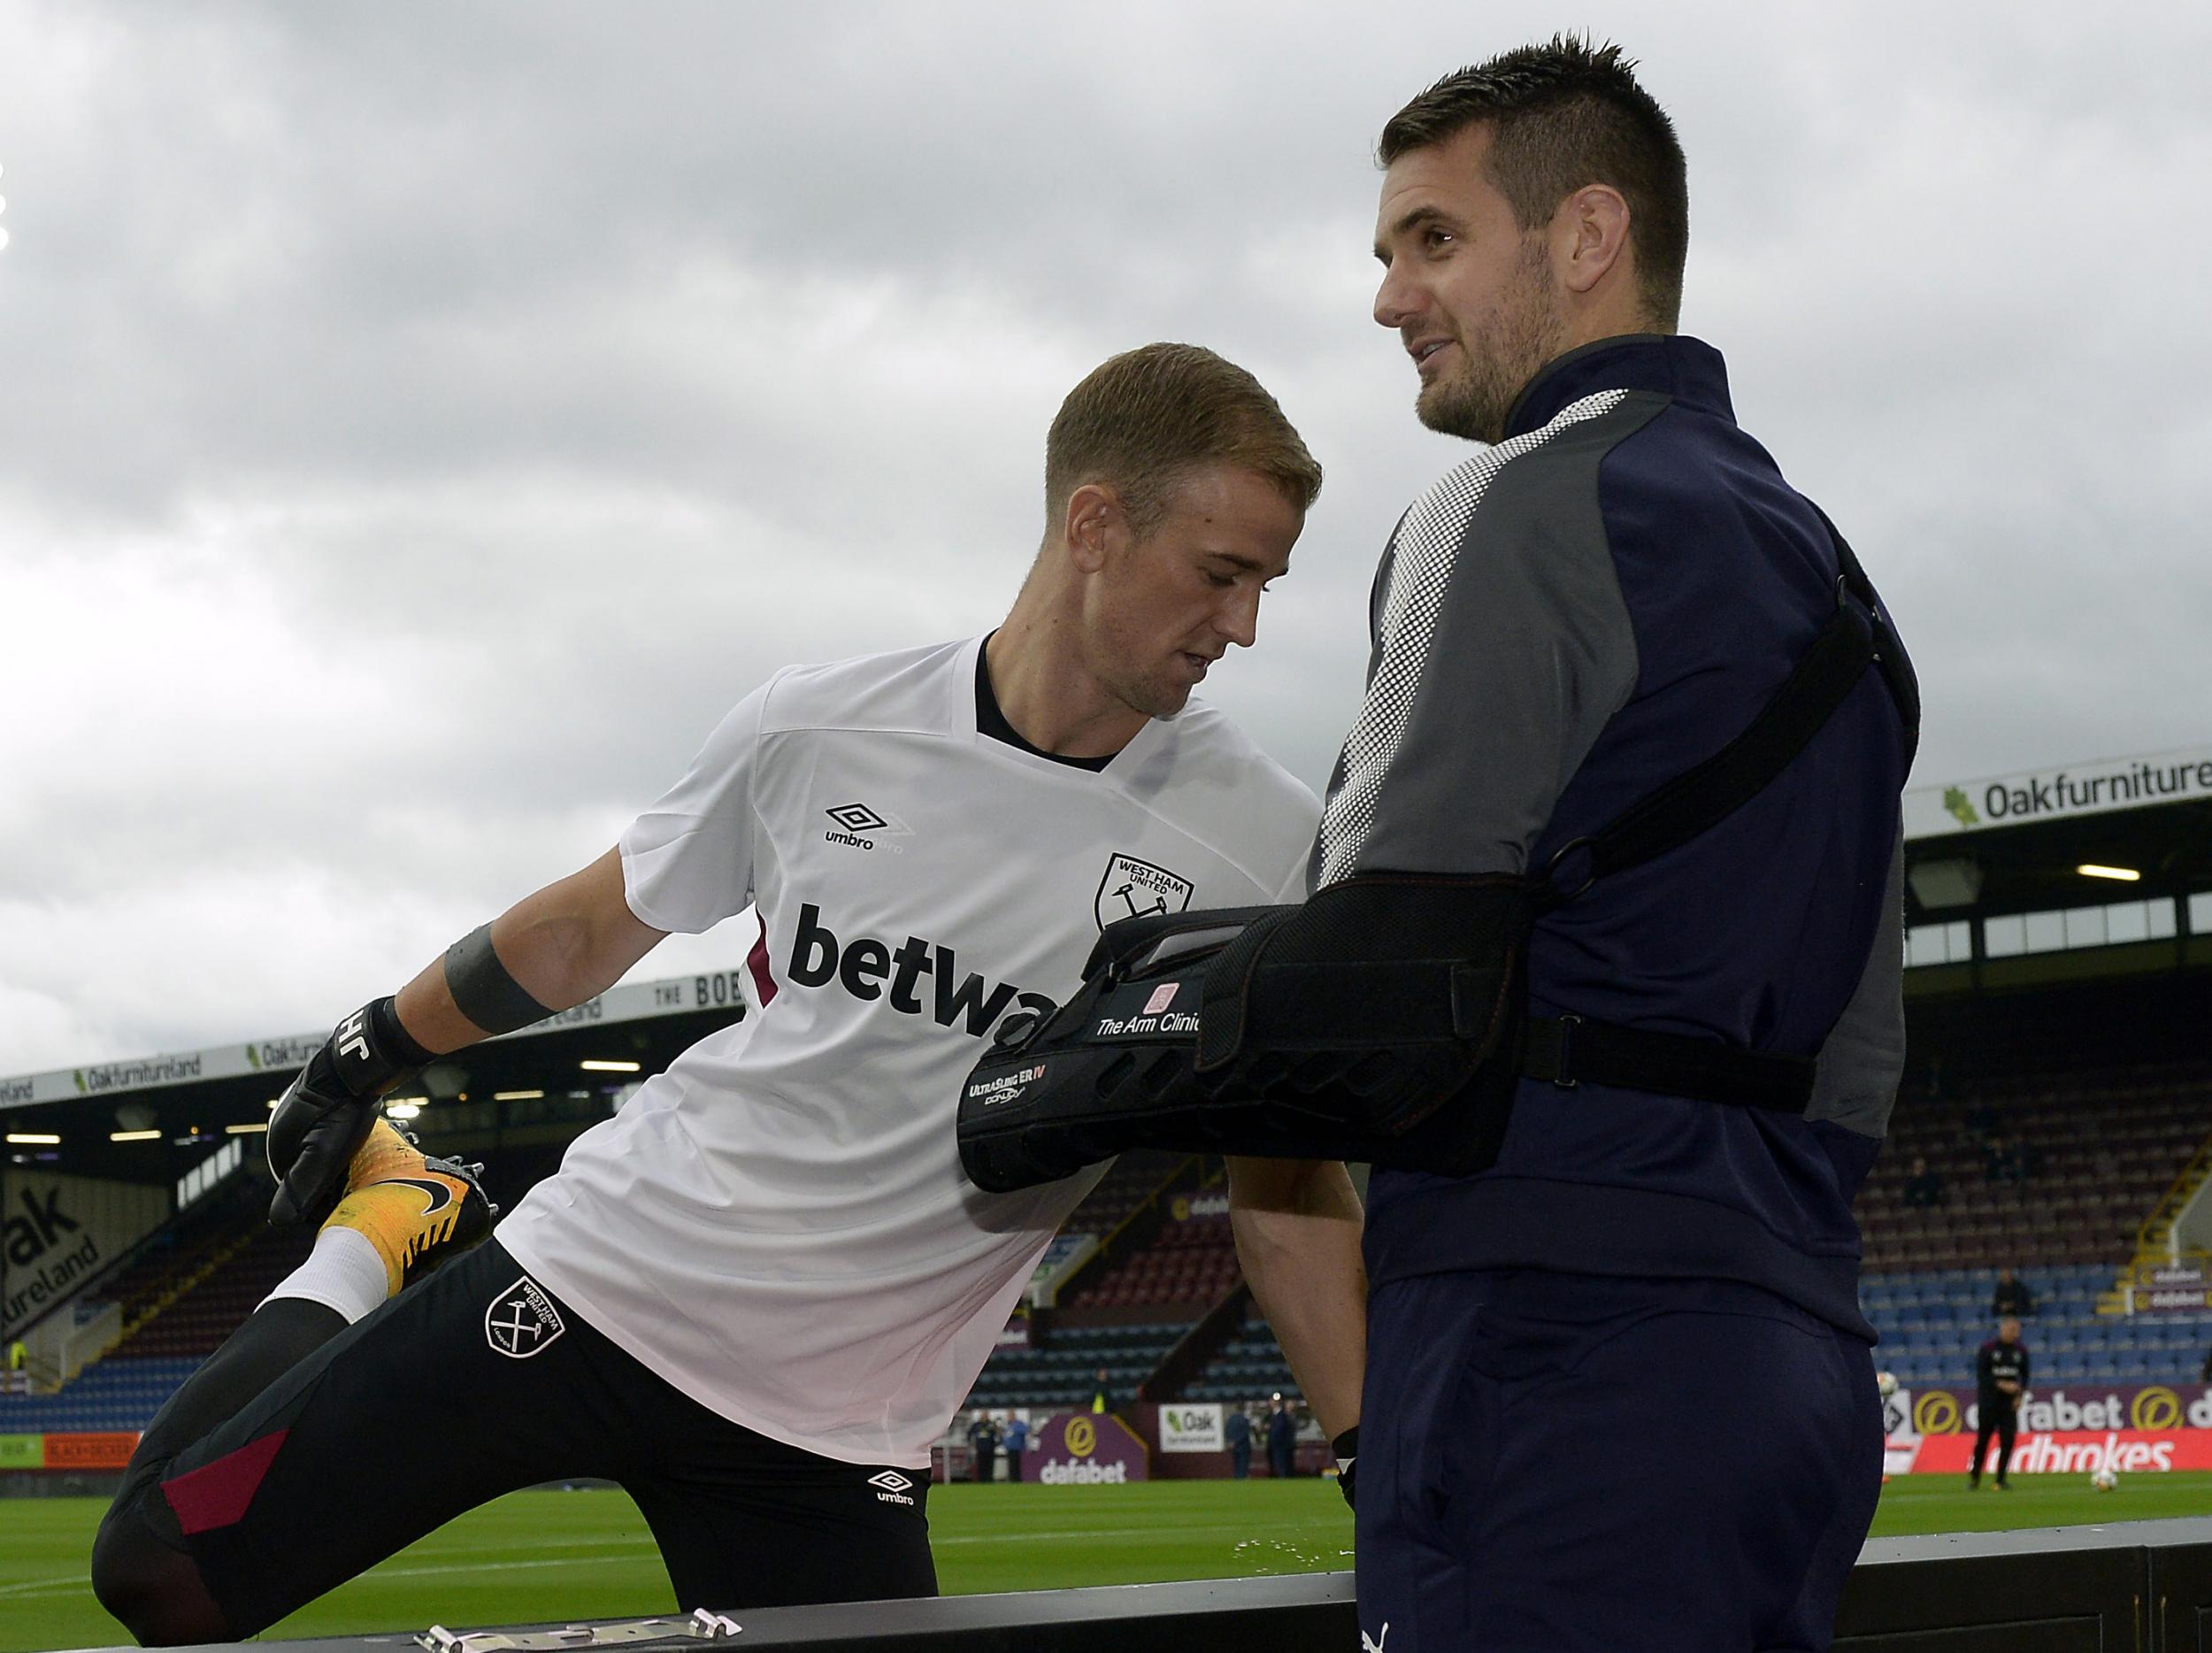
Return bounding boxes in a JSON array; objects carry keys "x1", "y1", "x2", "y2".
[{"x1": 263, "y1": 1226, "x2": 389, "y2": 1324}]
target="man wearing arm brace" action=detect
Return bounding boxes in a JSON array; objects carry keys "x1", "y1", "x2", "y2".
[
  {"x1": 1339, "y1": 40, "x2": 1915, "y2": 1649},
  {"x1": 956, "y1": 37, "x2": 1916, "y2": 1651}
]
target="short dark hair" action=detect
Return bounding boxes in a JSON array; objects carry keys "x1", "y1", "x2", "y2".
[
  {"x1": 1045, "y1": 343, "x2": 1323, "y2": 539},
  {"x1": 1379, "y1": 35, "x2": 1688, "y2": 330}
]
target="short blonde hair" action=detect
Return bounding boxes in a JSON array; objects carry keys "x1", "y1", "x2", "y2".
[{"x1": 1045, "y1": 343, "x2": 1323, "y2": 538}]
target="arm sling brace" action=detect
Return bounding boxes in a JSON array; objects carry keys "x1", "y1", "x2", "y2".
[{"x1": 958, "y1": 513, "x2": 1918, "y2": 1193}]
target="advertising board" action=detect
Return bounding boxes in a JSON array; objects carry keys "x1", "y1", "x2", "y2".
[
  {"x1": 1883, "y1": 1383, "x2": 2212, "y2": 1473},
  {"x1": 0, "y1": 1431, "x2": 142, "y2": 1470},
  {"x1": 3, "y1": 1174, "x2": 173, "y2": 1338},
  {"x1": 1159, "y1": 1402, "x2": 1224, "y2": 1453},
  {"x1": 1026, "y1": 1411, "x2": 1149, "y2": 1484}
]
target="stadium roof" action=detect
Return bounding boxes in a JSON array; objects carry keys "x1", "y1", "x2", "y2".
[
  {"x1": 1902, "y1": 744, "x2": 2212, "y2": 922},
  {"x1": 0, "y1": 965, "x2": 753, "y2": 1119},
  {"x1": 11, "y1": 745, "x2": 2208, "y2": 1124},
  {"x1": 1904, "y1": 744, "x2": 2212, "y2": 843}
]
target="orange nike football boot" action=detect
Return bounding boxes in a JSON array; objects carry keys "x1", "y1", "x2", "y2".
[{"x1": 319, "y1": 1120, "x2": 496, "y2": 1298}]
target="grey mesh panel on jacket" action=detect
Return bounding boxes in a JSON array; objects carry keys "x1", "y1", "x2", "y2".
[
  {"x1": 1807, "y1": 826, "x2": 1907, "y2": 1140},
  {"x1": 1315, "y1": 392, "x2": 1651, "y2": 886},
  {"x1": 1311, "y1": 386, "x2": 1901, "y2": 1139}
]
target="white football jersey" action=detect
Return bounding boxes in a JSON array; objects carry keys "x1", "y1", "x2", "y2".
[{"x1": 495, "y1": 635, "x2": 1317, "y2": 1467}]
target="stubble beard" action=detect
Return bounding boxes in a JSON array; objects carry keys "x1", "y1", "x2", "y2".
[
  {"x1": 1087, "y1": 617, "x2": 1188, "y2": 724},
  {"x1": 1417, "y1": 239, "x2": 1568, "y2": 446},
  {"x1": 1112, "y1": 664, "x2": 1189, "y2": 721}
]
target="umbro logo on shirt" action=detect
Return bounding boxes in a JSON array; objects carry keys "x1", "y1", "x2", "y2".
[
  {"x1": 867, "y1": 1469, "x2": 916, "y2": 1506},
  {"x1": 824, "y1": 802, "x2": 911, "y2": 853}
]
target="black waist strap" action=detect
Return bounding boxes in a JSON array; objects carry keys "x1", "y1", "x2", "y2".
[{"x1": 1517, "y1": 1015, "x2": 1814, "y2": 1112}]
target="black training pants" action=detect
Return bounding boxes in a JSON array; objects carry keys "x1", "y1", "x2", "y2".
[
  {"x1": 97, "y1": 1239, "x2": 935, "y2": 1636},
  {"x1": 1970, "y1": 1397, "x2": 2018, "y2": 1482}
]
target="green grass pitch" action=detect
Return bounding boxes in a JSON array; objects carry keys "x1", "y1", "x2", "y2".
[{"x1": 5, "y1": 1473, "x2": 2210, "y2": 1652}]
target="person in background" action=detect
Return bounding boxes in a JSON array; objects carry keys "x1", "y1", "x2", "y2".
[
  {"x1": 1088, "y1": 1366, "x2": 1117, "y2": 1416},
  {"x1": 1901, "y1": 1157, "x2": 1946, "y2": 1209},
  {"x1": 1226, "y1": 1403, "x2": 1254, "y2": 1479},
  {"x1": 1982, "y1": 1134, "x2": 2016, "y2": 1184},
  {"x1": 1991, "y1": 1268, "x2": 2036, "y2": 1319},
  {"x1": 1267, "y1": 1393, "x2": 1298, "y2": 1480},
  {"x1": 1969, "y1": 1316, "x2": 2030, "y2": 1491},
  {"x1": 1000, "y1": 1412, "x2": 1027, "y2": 1482},
  {"x1": 964, "y1": 1411, "x2": 1000, "y2": 1484}
]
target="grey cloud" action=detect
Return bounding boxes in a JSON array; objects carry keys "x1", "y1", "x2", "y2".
[{"x1": 3, "y1": 0, "x2": 2208, "y2": 1073}]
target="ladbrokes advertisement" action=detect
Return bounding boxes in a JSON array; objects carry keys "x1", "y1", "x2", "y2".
[
  {"x1": 0, "y1": 1432, "x2": 141, "y2": 1471},
  {"x1": 1883, "y1": 1382, "x2": 2212, "y2": 1474},
  {"x1": 3, "y1": 1172, "x2": 172, "y2": 1339}
]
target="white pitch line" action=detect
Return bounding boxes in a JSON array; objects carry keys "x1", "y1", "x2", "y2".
[
  {"x1": 400, "y1": 1534, "x2": 661, "y2": 1557},
  {"x1": 0, "y1": 1519, "x2": 1335, "y2": 1596},
  {"x1": 0, "y1": 1551, "x2": 665, "y2": 1602},
  {"x1": 0, "y1": 1573, "x2": 91, "y2": 1599},
  {"x1": 354, "y1": 1554, "x2": 661, "y2": 1582},
  {"x1": 933, "y1": 1518, "x2": 1327, "y2": 1545}
]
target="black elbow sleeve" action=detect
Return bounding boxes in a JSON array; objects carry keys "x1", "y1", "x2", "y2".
[{"x1": 443, "y1": 924, "x2": 556, "y2": 1035}]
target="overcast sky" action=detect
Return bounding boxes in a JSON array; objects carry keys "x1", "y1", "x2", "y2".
[{"x1": 4, "y1": 0, "x2": 2208, "y2": 1077}]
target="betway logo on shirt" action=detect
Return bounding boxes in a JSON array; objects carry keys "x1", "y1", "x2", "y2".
[{"x1": 787, "y1": 904, "x2": 1055, "y2": 1036}]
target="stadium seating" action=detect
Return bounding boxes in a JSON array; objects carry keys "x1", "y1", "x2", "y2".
[
  {"x1": 27, "y1": 1062, "x2": 2201, "y2": 1443},
  {"x1": 1860, "y1": 1263, "x2": 2212, "y2": 1387},
  {"x1": 962, "y1": 1323, "x2": 1190, "y2": 1411},
  {"x1": 1858, "y1": 1066, "x2": 2208, "y2": 1272},
  {"x1": 110, "y1": 1220, "x2": 315, "y2": 1359},
  {"x1": 1182, "y1": 1318, "x2": 1301, "y2": 1404},
  {"x1": 0, "y1": 1139, "x2": 570, "y2": 1437},
  {"x1": 1856, "y1": 1060, "x2": 2212, "y2": 1386},
  {"x1": 1067, "y1": 1152, "x2": 1197, "y2": 1236},
  {"x1": 1060, "y1": 1211, "x2": 1241, "y2": 1311},
  {"x1": 0, "y1": 1356, "x2": 202, "y2": 1436}
]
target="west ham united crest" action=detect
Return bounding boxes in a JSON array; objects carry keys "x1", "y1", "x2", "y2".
[
  {"x1": 484, "y1": 1276, "x2": 568, "y2": 1359},
  {"x1": 1094, "y1": 854, "x2": 1195, "y2": 929}
]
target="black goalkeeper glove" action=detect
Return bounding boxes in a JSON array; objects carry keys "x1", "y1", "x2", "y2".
[
  {"x1": 1333, "y1": 1426, "x2": 1359, "y2": 1511},
  {"x1": 266, "y1": 998, "x2": 429, "y2": 1227}
]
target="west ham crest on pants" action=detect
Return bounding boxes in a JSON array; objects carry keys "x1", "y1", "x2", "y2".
[
  {"x1": 1094, "y1": 854, "x2": 1195, "y2": 930},
  {"x1": 485, "y1": 1275, "x2": 567, "y2": 1359}
]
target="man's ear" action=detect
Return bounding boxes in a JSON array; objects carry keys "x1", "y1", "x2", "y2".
[
  {"x1": 1062, "y1": 481, "x2": 1125, "y2": 573},
  {"x1": 1553, "y1": 181, "x2": 1632, "y2": 298}
]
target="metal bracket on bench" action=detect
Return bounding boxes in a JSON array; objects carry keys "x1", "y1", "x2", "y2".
[{"x1": 418, "y1": 1610, "x2": 743, "y2": 1653}]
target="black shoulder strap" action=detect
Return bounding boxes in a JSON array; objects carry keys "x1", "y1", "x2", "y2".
[
  {"x1": 1820, "y1": 506, "x2": 1920, "y2": 773},
  {"x1": 1540, "y1": 507, "x2": 1917, "y2": 906}
]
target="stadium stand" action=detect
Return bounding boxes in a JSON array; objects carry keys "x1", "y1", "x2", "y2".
[
  {"x1": 107, "y1": 1220, "x2": 314, "y2": 1360},
  {"x1": 0, "y1": 1356, "x2": 203, "y2": 1436},
  {"x1": 0, "y1": 1141, "x2": 572, "y2": 1439},
  {"x1": 12, "y1": 1045, "x2": 2207, "y2": 1447},
  {"x1": 1063, "y1": 1153, "x2": 1195, "y2": 1238},
  {"x1": 1856, "y1": 1064, "x2": 2208, "y2": 1272},
  {"x1": 1857, "y1": 1059, "x2": 2212, "y2": 1386},
  {"x1": 1183, "y1": 1317, "x2": 1301, "y2": 1404},
  {"x1": 963, "y1": 1323, "x2": 1191, "y2": 1411},
  {"x1": 955, "y1": 1156, "x2": 1246, "y2": 1413},
  {"x1": 1855, "y1": 1264, "x2": 2199, "y2": 1388},
  {"x1": 1056, "y1": 1206, "x2": 1241, "y2": 1312}
]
